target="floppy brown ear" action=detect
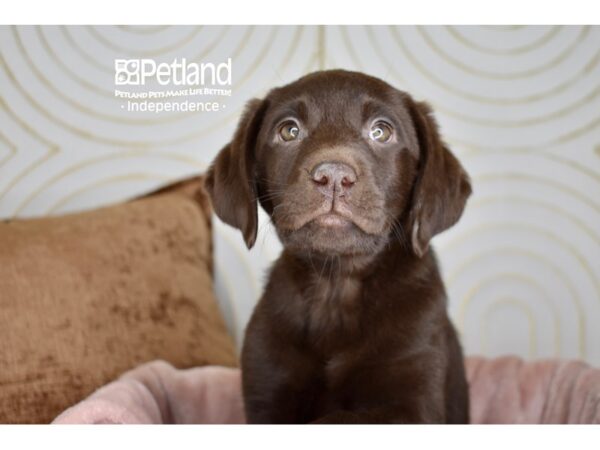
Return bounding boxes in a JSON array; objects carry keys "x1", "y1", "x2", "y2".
[
  {"x1": 405, "y1": 98, "x2": 472, "y2": 257},
  {"x1": 204, "y1": 99, "x2": 267, "y2": 249}
]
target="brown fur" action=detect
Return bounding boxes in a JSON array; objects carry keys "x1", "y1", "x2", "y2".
[{"x1": 205, "y1": 70, "x2": 472, "y2": 423}]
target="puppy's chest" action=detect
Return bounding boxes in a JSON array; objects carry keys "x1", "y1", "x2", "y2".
[
  {"x1": 302, "y1": 275, "x2": 364, "y2": 346},
  {"x1": 303, "y1": 275, "x2": 376, "y2": 403}
]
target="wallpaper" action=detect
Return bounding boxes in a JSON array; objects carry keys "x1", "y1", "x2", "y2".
[{"x1": 1, "y1": 26, "x2": 599, "y2": 363}]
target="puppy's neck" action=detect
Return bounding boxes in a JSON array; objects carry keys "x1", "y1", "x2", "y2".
[
  {"x1": 283, "y1": 241, "x2": 410, "y2": 341},
  {"x1": 287, "y1": 238, "x2": 411, "y2": 280},
  {"x1": 302, "y1": 252, "x2": 377, "y2": 278},
  {"x1": 290, "y1": 252, "x2": 365, "y2": 344}
]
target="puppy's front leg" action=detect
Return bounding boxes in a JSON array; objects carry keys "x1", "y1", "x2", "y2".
[
  {"x1": 242, "y1": 317, "x2": 319, "y2": 424},
  {"x1": 310, "y1": 407, "x2": 440, "y2": 424},
  {"x1": 311, "y1": 356, "x2": 447, "y2": 424}
]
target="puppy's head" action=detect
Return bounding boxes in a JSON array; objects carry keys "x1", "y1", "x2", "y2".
[{"x1": 205, "y1": 70, "x2": 471, "y2": 258}]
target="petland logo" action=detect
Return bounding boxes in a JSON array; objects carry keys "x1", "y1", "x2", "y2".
[
  {"x1": 114, "y1": 57, "x2": 232, "y2": 113},
  {"x1": 115, "y1": 58, "x2": 232, "y2": 86}
]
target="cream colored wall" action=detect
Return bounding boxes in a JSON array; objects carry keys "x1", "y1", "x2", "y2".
[{"x1": 1, "y1": 26, "x2": 599, "y2": 362}]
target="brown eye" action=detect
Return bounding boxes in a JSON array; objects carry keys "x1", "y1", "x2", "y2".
[
  {"x1": 369, "y1": 121, "x2": 393, "y2": 143},
  {"x1": 279, "y1": 121, "x2": 300, "y2": 142}
]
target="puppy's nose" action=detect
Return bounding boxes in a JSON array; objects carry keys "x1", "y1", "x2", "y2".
[{"x1": 311, "y1": 162, "x2": 357, "y2": 194}]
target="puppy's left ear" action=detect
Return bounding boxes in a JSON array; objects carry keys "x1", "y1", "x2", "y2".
[
  {"x1": 405, "y1": 98, "x2": 472, "y2": 257},
  {"x1": 204, "y1": 99, "x2": 268, "y2": 249}
]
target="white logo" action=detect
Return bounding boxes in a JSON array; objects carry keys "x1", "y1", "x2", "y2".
[
  {"x1": 115, "y1": 59, "x2": 141, "y2": 85},
  {"x1": 114, "y1": 58, "x2": 232, "y2": 86}
]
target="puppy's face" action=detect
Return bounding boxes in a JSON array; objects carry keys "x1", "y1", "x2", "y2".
[
  {"x1": 254, "y1": 73, "x2": 418, "y2": 256},
  {"x1": 206, "y1": 70, "x2": 471, "y2": 258}
]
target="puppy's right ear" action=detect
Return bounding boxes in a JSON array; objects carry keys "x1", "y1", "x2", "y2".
[{"x1": 204, "y1": 99, "x2": 268, "y2": 249}]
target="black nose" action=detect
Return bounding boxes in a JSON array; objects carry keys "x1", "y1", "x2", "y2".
[{"x1": 311, "y1": 162, "x2": 357, "y2": 195}]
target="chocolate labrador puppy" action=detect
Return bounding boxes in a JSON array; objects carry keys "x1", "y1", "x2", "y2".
[{"x1": 205, "y1": 70, "x2": 472, "y2": 424}]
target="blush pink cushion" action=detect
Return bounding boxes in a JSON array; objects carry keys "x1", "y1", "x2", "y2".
[
  {"x1": 53, "y1": 360, "x2": 244, "y2": 424},
  {"x1": 467, "y1": 356, "x2": 600, "y2": 424},
  {"x1": 53, "y1": 356, "x2": 600, "y2": 424}
]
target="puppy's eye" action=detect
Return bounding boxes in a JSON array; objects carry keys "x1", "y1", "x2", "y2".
[
  {"x1": 279, "y1": 121, "x2": 300, "y2": 142},
  {"x1": 369, "y1": 121, "x2": 393, "y2": 143}
]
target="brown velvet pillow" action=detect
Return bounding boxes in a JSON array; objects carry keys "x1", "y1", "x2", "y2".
[{"x1": 0, "y1": 177, "x2": 237, "y2": 424}]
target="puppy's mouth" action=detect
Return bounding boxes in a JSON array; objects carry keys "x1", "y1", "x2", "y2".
[
  {"x1": 312, "y1": 212, "x2": 353, "y2": 229},
  {"x1": 272, "y1": 194, "x2": 391, "y2": 256},
  {"x1": 279, "y1": 199, "x2": 384, "y2": 237}
]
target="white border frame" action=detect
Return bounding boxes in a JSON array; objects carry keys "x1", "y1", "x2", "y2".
[{"x1": 2, "y1": 0, "x2": 600, "y2": 25}]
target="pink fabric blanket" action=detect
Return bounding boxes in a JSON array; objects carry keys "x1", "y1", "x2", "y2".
[{"x1": 52, "y1": 356, "x2": 600, "y2": 424}]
